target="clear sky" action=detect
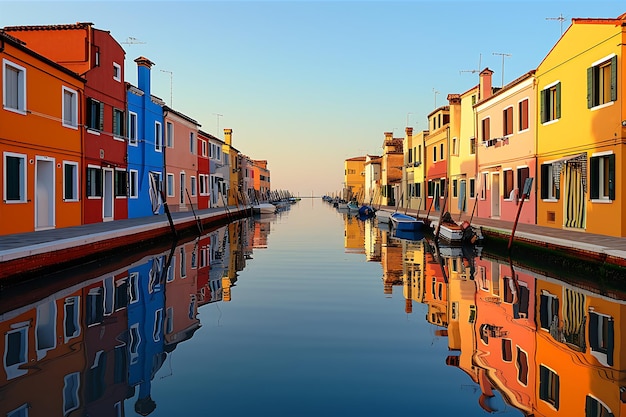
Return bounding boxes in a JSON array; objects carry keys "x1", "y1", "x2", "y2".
[{"x1": 2, "y1": 1, "x2": 624, "y2": 196}]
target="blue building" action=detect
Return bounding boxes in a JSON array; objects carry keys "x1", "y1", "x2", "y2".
[{"x1": 127, "y1": 56, "x2": 165, "y2": 218}]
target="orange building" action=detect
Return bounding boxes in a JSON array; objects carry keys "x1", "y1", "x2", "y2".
[{"x1": 1, "y1": 31, "x2": 84, "y2": 235}]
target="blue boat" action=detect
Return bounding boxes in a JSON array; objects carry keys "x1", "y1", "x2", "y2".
[
  {"x1": 390, "y1": 212, "x2": 425, "y2": 232},
  {"x1": 358, "y1": 205, "x2": 375, "y2": 218}
]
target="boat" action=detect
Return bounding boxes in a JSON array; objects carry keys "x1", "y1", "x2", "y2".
[
  {"x1": 252, "y1": 202, "x2": 277, "y2": 214},
  {"x1": 347, "y1": 200, "x2": 360, "y2": 211},
  {"x1": 390, "y1": 212, "x2": 425, "y2": 232},
  {"x1": 358, "y1": 205, "x2": 375, "y2": 218},
  {"x1": 437, "y1": 212, "x2": 482, "y2": 245},
  {"x1": 375, "y1": 209, "x2": 394, "y2": 223}
]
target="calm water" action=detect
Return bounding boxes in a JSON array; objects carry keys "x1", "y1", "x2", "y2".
[{"x1": 1, "y1": 199, "x2": 625, "y2": 417}]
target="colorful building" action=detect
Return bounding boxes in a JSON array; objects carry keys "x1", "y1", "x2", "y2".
[
  {"x1": 475, "y1": 70, "x2": 537, "y2": 224},
  {"x1": 380, "y1": 132, "x2": 403, "y2": 207},
  {"x1": 535, "y1": 13, "x2": 626, "y2": 237},
  {"x1": 424, "y1": 106, "x2": 450, "y2": 215},
  {"x1": 163, "y1": 106, "x2": 200, "y2": 212},
  {"x1": 127, "y1": 56, "x2": 165, "y2": 218},
  {"x1": 1, "y1": 30, "x2": 84, "y2": 235},
  {"x1": 208, "y1": 133, "x2": 227, "y2": 208},
  {"x1": 197, "y1": 130, "x2": 213, "y2": 210},
  {"x1": 6, "y1": 22, "x2": 129, "y2": 224},
  {"x1": 252, "y1": 159, "x2": 271, "y2": 202},
  {"x1": 344, "y1": 155, "x2": 366, "y2": 201}
]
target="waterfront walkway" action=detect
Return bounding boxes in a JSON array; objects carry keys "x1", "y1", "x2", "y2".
[
  {"x1": 0, "y1": 205, "x2": 249, "y2": 280},
  {"x1": 379, "y1": 206, "x2": 626, "y2": 268}
]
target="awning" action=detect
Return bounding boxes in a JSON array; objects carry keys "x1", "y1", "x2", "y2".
[{"x1": 546, "y1": 153, "x2": 587, "y2": 192}]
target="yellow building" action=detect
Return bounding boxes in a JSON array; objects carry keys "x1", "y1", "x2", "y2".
[
  {"x1": 344, "y1": 156, "x2": 366, "y2": 201},
  {"x1": 381, "y1": 132, "x2": 404, "y2": 207},
  {"x1": 535, "y1": 13, "x2": 626, "y2": 237},
  {"x1": 403, "y1": 127, "x2": 428, "y2": 211}
]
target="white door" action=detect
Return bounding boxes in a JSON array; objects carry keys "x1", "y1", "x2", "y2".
[
  {"x1": 103, "y1": 168, "x2": 114, "y2": 221},
  {"x1": 491, "y1": 173, "x2": 500, "y2": 217},
  {"x1": 35, "y1": 158, "x2": 55, "y2": 230}
]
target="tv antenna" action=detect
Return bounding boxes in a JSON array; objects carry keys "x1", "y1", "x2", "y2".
[
  {"x1": 213, "y1": 113, "x2": 223, "y2": 137},
  {"x1": 160, "y1": 70, "x2": 173, "y2": 106},
  {"x1": 121, "y1": 36, "x2": 146, "y2": 45},
  {"x1": 546, "y1": 13, "x2": 566, "y2": 36},
  {"x1": 433, "y1": 88, "x2": 440, "y2": 108},
  {"x1": 492, "y1": 52, "x2": 511, "y2": 88},
  {"x1": 459, "y1": 53, "x2": 482, "y2": 76}
]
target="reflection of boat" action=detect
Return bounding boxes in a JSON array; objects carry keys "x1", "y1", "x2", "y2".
[
  {"x1": 390, "y1": 212, "x2": 425, "y2": 232},
  {"x1": 392, "y1": 228, "x2": 425, "y2": 242},
  {"x1": 347, "y1": 201, "x2": 359, "y2": 211},
  {"x1": 252, "y1": 203, "x2": 277, "y2": 214}
]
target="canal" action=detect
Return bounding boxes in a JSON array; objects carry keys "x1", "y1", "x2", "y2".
[{"x1": 1, "y1": 198, "x2": 625, "y2": 416}]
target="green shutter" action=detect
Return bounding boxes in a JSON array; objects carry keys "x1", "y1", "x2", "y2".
[
  {"x1": 610, "y1": 55, "x2": 617, "y2": 102},
  {"x1": 541, "y1": 164, "x2": 549, "y2": 199},
  {"x1": 587, "y1": 67, "x2": 593, "y2": 109},
  {"x1": 555, "y1": 82, "x2": 561, "y2": 119},
  {"x1": 608, "y1": 153, "x2": 615, "y2": 200},
  {"x1": 99, "y1": 102, "x2": 104, "y2": 131},
  {"x1": 540, "y1": 89, "x2": 547, "y2": 123},
  {"x1": 590, "y1": 157, "x2": 599, "y2": 199}
]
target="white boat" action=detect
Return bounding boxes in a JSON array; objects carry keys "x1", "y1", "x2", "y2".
[{"x1": 253, "y1": 203, "x2": 277, "y2": 214}]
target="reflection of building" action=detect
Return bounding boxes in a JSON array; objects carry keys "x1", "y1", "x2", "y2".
[
  {"x1": 380, "y1": 231, "x2": 403, "y2": 296},
  {"x1": 401, "y1": 238, "x2": 425, "y2": 313},
  {"x1": 422, "y1": 241, "x2": 448, "y2": 328},
  {"x1": 253, "y1": 216, "x2": 272, "y2": 249},
  {"x1": 344, "y1": 215, "x2": 365, "y2": 255},
  {"x1": 363, "y1": 217, "x2": 382, "y2": 262}
]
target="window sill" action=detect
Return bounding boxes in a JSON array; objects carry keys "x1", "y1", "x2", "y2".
[
  {"x1": 3, "y1": 200, "x2": 27, "y2": 204},
  {"x1": 87, "y1": 129, "x2": 101, "y2": 135},
  {"x1": 591, "y1": 199, "x2": 612, "y2": 204},
  {"x1": 542, "y1": 198, "x2": 559, "y2": 202},
  {"x1": 62, "y1": 123, "x2": 79, "y2": 130},
  {"x1": 541, "y1": 119, "x2": 559, "y2": 126},
  {"x1": 590, "y1": 101, "x2": 614, "y2": 111},
  {"x1": 3, "y1": 106, "x2": 27, "y2": 115},
  {"x1": 113, "y1": 136, "x2": 125, "y2": 142}
]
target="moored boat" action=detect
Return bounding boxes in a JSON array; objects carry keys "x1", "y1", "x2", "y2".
[
  {"x1": 390, "y1": 212, "x2": 425, "y2": 232},
  {"x1": 252, "y1": 203, "x2": 277, "y2": 214}
]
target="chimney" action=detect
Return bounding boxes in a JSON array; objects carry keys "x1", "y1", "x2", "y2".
[
  {"x1": 405, "y1": 127, "x2": 413, "y2": 139},
  {"x1": 135, "y1": 56, "x2": 154, "y2": 97},
  {"x1": 224, "y1": 128, "x2": 232, "y2": 146},
  {"x1": 479, "y1": 68, "x2": 493, "y2": 101}
]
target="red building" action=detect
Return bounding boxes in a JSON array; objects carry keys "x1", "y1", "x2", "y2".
[
  {"x1": 197, "y1": 130, "x2": 215, "y2": 210},
  {"x1": 6, "y1": 23, "x2": 129, "y2": 223}
]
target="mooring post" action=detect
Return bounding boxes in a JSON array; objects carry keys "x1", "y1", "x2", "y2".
[{"x1": 508, "y1": 178, "x2": 534, "y2": 251}]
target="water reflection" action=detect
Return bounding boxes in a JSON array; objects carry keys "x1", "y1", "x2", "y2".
[
  {"x1": 0, "y1": 217, "x2": 269, "y2": 417},
  {"x1": 346, "y1": 211, "x2": 626, "y2": 417}
]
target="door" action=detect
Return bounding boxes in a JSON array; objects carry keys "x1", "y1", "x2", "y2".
[
  {"x1": 149, "y1": 171, "x2": 162, "y2": 214},
  {"x1": 491, "y1": 173, "x2": 500, "y2": 217},
  {"x1": 35, "y1": 157, "x2": 55, "y2": 230},
  {"x1": 103, "y1": 168, "x2": 114, "y2": 221},
  {"x1": 459, "y1": 180, "x2": 467, "y2": 212}
]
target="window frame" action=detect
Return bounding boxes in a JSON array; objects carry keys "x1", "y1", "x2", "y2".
[
  {"x1": 114, "y1": 168, "x2": 127, "y2": 198},
  {"x1": 540, "y1": 163, "x2": 559, "y2": 201},
  {"x1": 113, "y1": 108, "x2": 125, "y2": 140},
  {"x1": 3, "y1": 152, "x2": 27, "y2": 203},
  {"x1": 166, "y1": 122, "x2": 174, "y2": 148},
  {"x1": 503, "y1": 169, "x2": 514, "y2": 200},
  {"x1": 86, "y1": 165, "x2": 102, "y2": 198},
  {"x1": 518, "y1": 98, "x2": 529, "y2": 132},
  {"x1": 540, "y1": 81, "x2": 561, "y2": 125},
  {"x1": 62, "y1": 86, "x2": 78, "y2": 129},
  {"x1": 113, "y1": 62, "x2": 122, "y2": 82},
  {"x1": 129, "y1": 169, "x2": 139, "y2": 199},
  {"x1": 167, "y1": 173, "x2": 175, "y2": 197},
  {"x1": 2, "y1": 59, "x2": 27, "y2": 114},
  {"x1": 155, "y1": 121, "x2": 163, "y2": 152},
  {"x1": 128, "y1": 111, "x2": 138, "y2": 146},
  {"x1": 503, "y1": 106, "x2": 513, "y2": 136},
  {"x1": 590, "y1": 152, "x2": 615, "y2": 202},
  {"x1": 481, "y1": 117, "x2": 490, "y2": 142},
  {"x1": 63, "y1": 161, "x2": 79, "y2": 201},
  {"x1": 587, "y1": 54, "x2": 617, "y2": 110}
]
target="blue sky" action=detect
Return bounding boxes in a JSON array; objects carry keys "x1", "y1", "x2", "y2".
[{"x1": 2, "y1": 1, "x2": 624, "y2": 196}]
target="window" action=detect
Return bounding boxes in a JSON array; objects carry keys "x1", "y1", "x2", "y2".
[
  {"x1": 199, "y1": 174, "x2": 206, "y2": 195},
  {"x1": 539, "y1": 291, "x2": 559, "y2": 331},
  {"x1": 588, "y1": 55, "x2": 617, "y2": 108},
  {"x1": 4, "y1": 152, "x2": 27, "y2": 202},
  {"x1": 540, "y1": 163, "x2": 560, "y2": 200},
  {"x1": 113, "y1": 62, "x2": 121, "y2": 81},
  {"x1": 64, "y1": 297, "x2": 80, "y2": 341},
  {"x1": 3, "y1": 59, "x2": 26, "y2": 113},
  {"x1": 440, "y1": 143, "x2": 444, "y2": 160},
  {"x1": 166, "y1": 122, "x2": 173, "y2": 148},
  {"x1": 417, "y1": 145, "x2": 421, "y2": 163},
  {"x1": 153, "y1": 309, "x2": 163, "y2": 342},
  {"x1": 7, "y1": 403, "x2": 29, "y2": 417},
  {"x1": 114, "y1": 170, "x2": 127, "y2": 197},
  {"x1": 113, "y1": 108, "x2": 125, "y2": 138},
  {"x1": 190, "y1": 176, "x2": 197, "y2": 196},
  {"x1": 87, "y1": 166, "x2": 102, "y2": 197},
  {"x1": 180, "y1": 247, "x2": 187, "y2": 278},
  {"x1": 167, "y1": 173, "x2": 174, "y2": 197},
  {"x1": 63, "y1": 372, "x2": 81, "y2": 416},
  {"x1": 518, "y1": 99, "x2": 529, "y2": 131},
  {"x1": 481, "y1": 118, "x2": 490, "y2": 141},
  {"x1": 503, "y1": 169, "x2": 514, "y2": 199},
  {"x1": 452, "y1": 179, "x2": 458, "y2": 198},
  {"x1": 190, "y1": 132, "x2": 195, "y2": 154},
  {"x1": 589, "y1": 312, "x2": 614, "y2": 366},
  {"x1": 433, "y1": 147, "x2": 437, "y2": 162},
  {"x1": 180, "y1": 172, "x2": 186, "y2": 204},
  {"x1": 539, "y1": 365, "x2": 560, "y2": 410},
  {"x1": 4, "y1": 327, "x2": 28, "y2": 379},
  {"x1": 501, "y1": 339, "x2": 513, "y2": 362},
  {"x1": 590, "y1": 153, "x2": 615, "y2": 201},
  {"x1": 63, "y1": 162, "x2": 79, "y2": 201},
  {"x1": 470, "y1": 137, "x2": 476, "y2": 155},
  {"x1": 86, "y1": 287, "x2": 104, "y2": 326},
  {"x1": 541, "y1": 82, "x2": 561, "y2": 123},
  {"x1": 451, "y1": 138, "x2": 457, "y2": 156},
  {"x1": 503, "y1": 106, "x2": 513, "y2": 136},
  {"x1": 155, "y1": 121, "x2": 163, "y2": 152},
  {"x1": 481, "y1": 173, "x2": 488, "y2": 200},
  {"x1": 87, "y1": 98, "x2": 104, "y2": 131},
  {"x1": 62, "y1": 87, "x2": 78, "y2": 128},
  {"x1": 201, "y1": 140, "x2": 207, "y2": 157},
  {"x1": 516, "y1": 347, "x2": 528, "y2": 385},
  {"x1": 129, "y1": 170, "x2": 138, "y2": 198},
  {"x1": 585, "y1": 395, "x2": 613, "y2": 417},
  {"x1": 469, "y1": 178, "x2": 475, "y2": 198},
  {"x1": 517, "y1": 167, "x2": 530, "y2": 197},
  {"x1": 128, "y1": 112, "x2": 138, "y2": 145}
]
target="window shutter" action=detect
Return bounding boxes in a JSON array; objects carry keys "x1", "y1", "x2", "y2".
[
  {"x1": 589, "y1": 312, "x2": 599, "y2": 350},
  {"x1": 540, "y1": 89, "x2": 547, "y2": 123},
  {"x1": 540, "y1": 294, "x2": 549, "y2": 328},
  {"x1": 610, "y1": 55, "x2": 617, "y2": 102},
  {"x1": 113, "y1": 111, "x2": 118, "y2": 136},
  {"x1": 590, "y1": 157, "x2": 599, "y2": 199},
  {"x1": 541, "y1": 164, "x2": 549, "y2": 199},
  {"x1": 554, "y1": 373, "x2": 560, "y2": 410},
  {"x1": 607, "y1": 318, "x2": 614, "y2": 366},
  {"x1": 587, "y1": 67, "x2": 593, "y2": 109},
  {"x1": 99, "y1": 102, "x2": 104, "y2": 131},
  {"x1": 608, "y1": 154, "x2": 615, "y2": 200},
  {"x1": 555, "y1": 82, "x2": 561, "y2": 119}
]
